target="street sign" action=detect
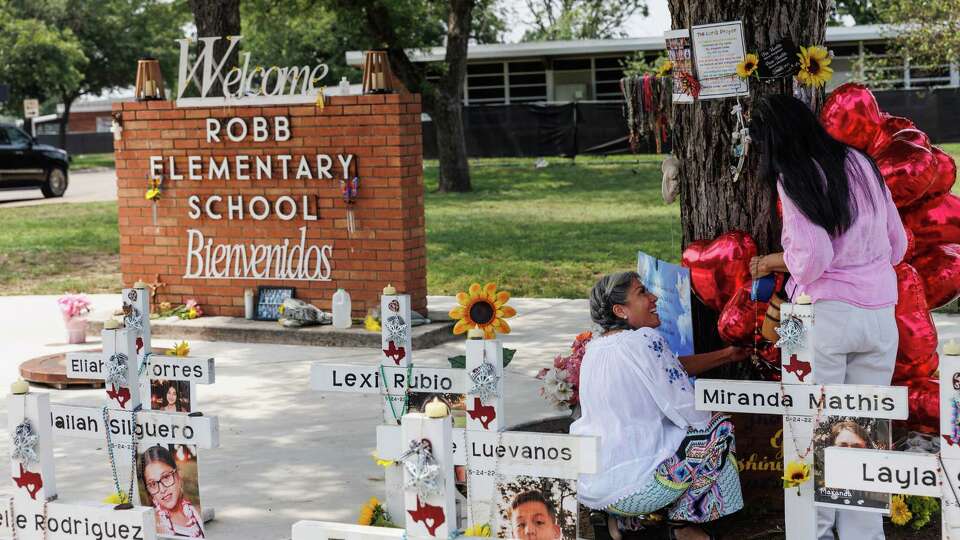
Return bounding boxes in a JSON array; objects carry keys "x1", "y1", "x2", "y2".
[{"x1": 23, "y1": 99, "x2": 39, "y2": 118}]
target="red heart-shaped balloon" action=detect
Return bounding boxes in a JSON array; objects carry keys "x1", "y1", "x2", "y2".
[
  {"x1": 875, "y1": 140, "x2": 938, "y2": 208},
  {"x1": 902, "y1": 194, "x2": 960, "y2": 254},
  {"x1": 867, "y1": 114, "x2": 917, "y2": 156},
  {"x1": 892, "y1": 263, "x2": 940, "y2": 384},
  {"x1": 910, "y1": 244, "x2": 960, "y2": 309},
  {"x1": 820, "y1": 83, "x2": 883, "y2": 151},
  {"x1": 911, "y1": 147, "x2": 958, "y2": 211},
  {"x1": 904, "y1": 377, "x2": 939, "y2": 434},
  {"x1": 717, "y1": 284, "x2": 765, "y2": 345},
  {"x1": 903, "y1": 227, "x2": 916, "y2": 263},
  {"x1": 681, "y1": 231, "x2": 757, "y2": 312}
]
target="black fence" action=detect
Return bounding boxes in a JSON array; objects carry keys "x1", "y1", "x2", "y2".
[
  {"x1": 876, "y1": 87, "x2": 960, "y2": 144},
  {"x1": 37, "y1": 133, "x2": 113, "y2": 155},
  {"x1": 424, "y1": 88, "x2": 960, "y2": 159},
  {"x1": 423, "y1": 102, "x2": 650, "y2": 159}
]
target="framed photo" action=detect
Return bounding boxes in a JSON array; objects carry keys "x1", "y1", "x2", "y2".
[
  {"x1": 255, "y1": 286, "x2": 295, "y2": 321},
  {"x1": 813, "y1": 416, "x2": 892, "y2": 513},
  {"x1": 138, "y1": 443, "x2": 205, "y2": 538}
]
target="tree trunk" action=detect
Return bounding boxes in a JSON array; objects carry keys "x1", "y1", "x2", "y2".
[
  {"x1": 188, "y1": 0, "x2": 241, "y2": 97},
  {"x1": 57, "y1": 96, "x2": 73, "y2": 151},
  {"x1": 340, "y1": 0, "x2": 475, "y2": 192},
  {"x1": 433, "y1": 0, "x2": 474, "y2": 192},
  {"x1": 667, "y1": 0, "x2": 829, "y2": 356}
]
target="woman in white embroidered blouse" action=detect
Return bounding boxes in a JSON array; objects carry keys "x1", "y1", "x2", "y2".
[{"x1": 571, "y1": 271, "x2": 748, "y2": 540}]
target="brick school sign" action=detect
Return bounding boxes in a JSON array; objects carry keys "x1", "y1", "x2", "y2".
[{"x1": 112, "y1": 94, "x2": 426, "y2": 317}]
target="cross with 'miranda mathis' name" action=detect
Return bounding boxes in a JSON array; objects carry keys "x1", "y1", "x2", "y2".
[{"x1": 694, "y1": 300, "x2": 910, "y2": 540}]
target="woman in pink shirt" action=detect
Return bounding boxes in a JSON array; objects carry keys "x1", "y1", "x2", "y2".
[{"x1": 749, "y1": 95, "x2": 907, "y2": 540}]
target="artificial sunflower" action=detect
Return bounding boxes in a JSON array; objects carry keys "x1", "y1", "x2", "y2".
[
  {"x1": 796, "y1": 45, "x2": 834, "y2": 88},
  {"x1": 736, "y1": 53, "x2": 759, "y2": 79},
  {"x1": 890, "y1": 495, "x2": 912, "y2": 526},
  {"x1": 464, "y1": 524, "x2": 492, "y2": 537},
  {"x1": 449, "y1": 283, "x2": 517, "y2": 338},
  {"x1": 166, "y1": 340, "x2": 190, "y2": 357},
  {"x1": 364, "y1": 314, "x2": 381, "y2": 332},
  {"x1": 656, "y1": 60, "x2": 674, "y2": 78},
  {"x1": 102, "y1": 491, "x2": 130, "y2": 505},
  {"x1": 782, "y1": 460, "x2": 811, "y2": 488},
  {"x1": 357, "y1": 501, "x2": 375, "y2": 525},
  {"x1": 371, "y1": 452, "x2": 394, "y2": 468}
]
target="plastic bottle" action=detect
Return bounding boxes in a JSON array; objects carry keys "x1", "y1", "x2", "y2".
[
  {"x1": 332, "y1": 288, "x2": 352, "y2": 329},
  {"x1": 338, "y1": 76, "x2": 351, "y2": 96}
]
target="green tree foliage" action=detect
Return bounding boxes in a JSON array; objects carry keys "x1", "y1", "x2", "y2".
[
  {"x1": 0, "y1": 0, "x2": 189, "y2": 142},
  {"x1": 241, "y1": 0, "x2": 366, "y2": 84},
  {"x1": 0, "y1": 14, "x2": 87, "y2": 113},
  {"x1": 521, "y1": 0, "x2": 648, "y2": 41},
  {"x1": 876, "y1": 0, "x2": 960, "y2": 66}
]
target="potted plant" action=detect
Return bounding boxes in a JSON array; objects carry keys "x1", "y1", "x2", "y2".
[{"x1": 58, "y1": 294, "x2": 92, "y2": 344}]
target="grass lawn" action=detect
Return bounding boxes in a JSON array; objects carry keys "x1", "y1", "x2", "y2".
[
  {"x1": 3, "y1": 146, "x2": 960, "y2": 298},
  {"x1": 71, "y1": 153, "x2": 115, "y2": 171},
  {"x1": 0, "y1": 202, "x2": 119, "y2": 295},
  {"x1": 425, "y1": 155, "x2": 676, "y2": 297}
]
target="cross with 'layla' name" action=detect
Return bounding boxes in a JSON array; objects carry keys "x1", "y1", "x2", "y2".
[{"x1": 822, "y1": 349, "x2": 960, "y2": 538}]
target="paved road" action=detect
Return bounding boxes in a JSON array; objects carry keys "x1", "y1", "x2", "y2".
[{"x1": 0, "y1": 168, "x2": 116, "y2": 207}]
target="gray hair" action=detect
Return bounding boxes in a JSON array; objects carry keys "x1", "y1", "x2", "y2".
[{"x1": 589, "y1": 271, "x2": 640, "y2": 331}]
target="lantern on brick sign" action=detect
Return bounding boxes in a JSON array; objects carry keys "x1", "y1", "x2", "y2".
[
  {"x1": 362, "y1": 50, "x2": 395, "y2": 94},
  {"x1": 135, "y1": 58, "x2": 165, "y2": 101}
]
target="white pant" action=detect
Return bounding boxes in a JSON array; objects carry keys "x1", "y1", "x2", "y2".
[{"x1": 811, "y1": 301, "x2": 897, "y2": 540}]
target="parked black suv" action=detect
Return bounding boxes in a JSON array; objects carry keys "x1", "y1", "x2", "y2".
[{"x1": 0, "y1": 123, "x2": 70, "y2": 198}]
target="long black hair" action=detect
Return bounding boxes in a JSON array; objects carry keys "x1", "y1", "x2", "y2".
[{"x1": 750, "y1": 95, "x2": 885, "y2": 237}]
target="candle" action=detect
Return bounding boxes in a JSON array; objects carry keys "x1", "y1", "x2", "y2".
[
  {"x1": 134, "y1": 280, "x2": 148, "y2": 289},
  {"x1": 796, "y1": 292, "x2": 812, "y2": 305},
  {"x1": 382, "y1": 284, "x2": 397, "y2": 295},
  {"x1": 467, "y1": 327, "x2": 484, "y2": 340},
  {"x1": 425, "y1": 397, "x2": 448, "y2": 418},
  {"x1": 103, "y1": 319, "x2": 121, "y2": 330},
  {"x1": 10, "y1": 378, "x2": 29, "y2": 395},
  {"x1": 244, "y1": 289, "x2": 255, "y2": 320},
  {"x1": 945, "y1": 339, "x2": 960, "y2": 356}
]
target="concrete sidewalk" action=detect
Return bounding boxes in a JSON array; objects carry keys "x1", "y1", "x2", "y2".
[
  {"x1": 3, "y1": 294, "x2": 960, "y2": 539},
  {"x1": 0, "y1": 294, "x2": 593, "y2": 539}
]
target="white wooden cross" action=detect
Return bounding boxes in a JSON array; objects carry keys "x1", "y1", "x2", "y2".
[
  {"x1": 310, "y1": 301, "x2": 599, "y2": 536},
  {"x1": 64, "y1": 285, "x2": 216, "y2": 409},
  {"x1": 375, "y1": 337, "x2": 597, "y2": 536},
  {"x1": 292, "y1": 411, "x2": 457, "y2": 540},
  {"x1": 30, "y1": 286, "x2": 220, "y2": 539},
  {"x1": 694, "y1": 300, "x2": 909, "y2": 539},
  {"x1": 823, "y1": 347, "x2": 960, "y2": 538},
  {"x1": 3, "y1": 387, "x2": 158, "y2": 540}
]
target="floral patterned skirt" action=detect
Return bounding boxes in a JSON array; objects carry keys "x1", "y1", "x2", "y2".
[{"x1": 606, "y1": 414, "x2": 743, "y2": 523}]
